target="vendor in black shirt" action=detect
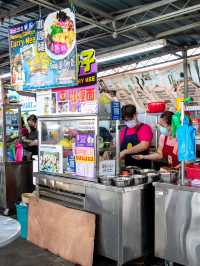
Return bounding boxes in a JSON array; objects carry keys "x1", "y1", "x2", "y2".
[{"x1": 22, "y1": 115, "x2": 38, "y2": 158}]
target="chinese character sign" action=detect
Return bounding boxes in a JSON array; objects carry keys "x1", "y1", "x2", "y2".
[
  {"x1": 53, "y1": 85, "x2": 98, "y2": 114},
  {"x1": 9, "y1": 9, "x2": 77, "y2": 91},
  {"x1": 78, "y1": 49, "x2": 97, "y2": 86}
]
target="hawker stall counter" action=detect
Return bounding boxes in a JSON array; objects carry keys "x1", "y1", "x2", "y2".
[
  {"x1": 36, "y1": 172, "x2": 154, "y2": 266},
  {"x1": 154, "y1": 182, "x2": 200, "y2": 266}
]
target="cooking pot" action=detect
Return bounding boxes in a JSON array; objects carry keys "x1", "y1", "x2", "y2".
[
  {"x1": 159, "y1": 170, "x2": 178, "y2": 184},
  {"x1": 113, "y1": 176, "x2": 132, "y2": 187},
  {"x1": 147, "y1": 102, "x2": 166, "y2": 113},
  {"x1": 132, "y1": 175, "x2": 147, "y2": 185},
  {"x1": 99, "y1": 176, "x2": 113, "y2": 186}
]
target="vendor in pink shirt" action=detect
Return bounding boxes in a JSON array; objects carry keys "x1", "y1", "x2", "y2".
[
  {"x1": 134, "y1": 111, "x2": 179, "y2": 168},
  {"x1": 120, "y1": 104, "x2": 153, "y2": 168}
]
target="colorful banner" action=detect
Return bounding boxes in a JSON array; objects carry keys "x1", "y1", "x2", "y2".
[
  {"x1": 53, "y1": 85, "x2": 97, "y2": 114},
  {"x1": 99, "y1": 56, "x2": 200, "y2": 112},
  {"x1": 10, "y1": 9, "x2": 77, "y2": 91}
]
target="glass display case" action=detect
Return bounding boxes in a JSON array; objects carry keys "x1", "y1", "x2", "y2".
[
  {"x1": 38, "y1": 115, "x2": 119, "y2": 182},
  {"x1": 0, "y1": 104, "x2": 21, "y2": 162}
]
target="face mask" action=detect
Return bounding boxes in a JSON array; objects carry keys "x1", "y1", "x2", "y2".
[
  {"x1": 159, "y1": 126, "x2": 169, "y2": 136},
  {"x1": 125, "y1": 120, "x2": 137, "y2": 128}
]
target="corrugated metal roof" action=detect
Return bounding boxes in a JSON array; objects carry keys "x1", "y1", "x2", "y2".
[{"x1": 0, "y1": 0, "x2": 200, "y2": 74}]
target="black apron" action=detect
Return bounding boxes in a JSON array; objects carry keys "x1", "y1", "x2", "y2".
[{"x1": 120, "y1": 123, "x2": 151, "y2": 169}]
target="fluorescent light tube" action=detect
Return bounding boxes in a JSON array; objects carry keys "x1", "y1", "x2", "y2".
[{"x1": 97, "y1": 39, "x2": 167, "y2": 63}]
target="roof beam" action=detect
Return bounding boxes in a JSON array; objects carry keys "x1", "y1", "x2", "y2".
[
  {"x1": 0, "y1": 2, "x2": 36, "y2": 19},
  {"x1": 156, "y1": 21, "x2": 200, "y2": 38},
  {"x1": 26, "y1": 0, "x2": 114, "y2": 33},
  {"x1": 118, "y1": 3, "x2": 200, "y2": 34},
  {"x1": 72, "y1": 0, "x2": 113, "y2": 20},
  {"x1": 77, "y1": 0, "x2": 179, "y2": 33}
]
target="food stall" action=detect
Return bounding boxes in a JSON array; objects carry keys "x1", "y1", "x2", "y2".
[
  {"x1": 36, "y1": 114, "x2": 155, "y2": 266},
  {"x1": 154, "y1": 99, "x2": 200, "y2": 266},
  {"x1": 32, "y1": 48, "x2": 157, "y2": 265}
]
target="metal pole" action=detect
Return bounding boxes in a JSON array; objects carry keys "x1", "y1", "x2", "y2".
[
  {"x1": 183, "y1": 49, "x2": 188, "y2": 98},
  {"x1": 116, "y1": 120, "x2": 120, "y2": 175},
  {"x1": 179, "y1": 49, "x2": 188, "y2": 186},
  {"x1": 180, "y1": 101, "x2": 185, "y2": 186}
]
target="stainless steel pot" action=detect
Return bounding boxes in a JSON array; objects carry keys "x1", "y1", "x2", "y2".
[
  {"x1": 99, "y1": 176, "x2": 114, "y2": 186},
  {"x1": 159, "y1": 170, "x2": 178, "y2": 184},
  {"x1": 132, "y1": 175, "x2": 147, "y2": 185},
  {"x1": 113, "y1": 176, "x2": 132, "y2": 187},
  {"x1": 125, "y1": 166, "x2": 140, "y2": 175}
]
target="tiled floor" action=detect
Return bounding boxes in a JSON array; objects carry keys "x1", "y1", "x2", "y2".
[{"x1": 0, "y1": 238, "x2": 173, "y2": 266}]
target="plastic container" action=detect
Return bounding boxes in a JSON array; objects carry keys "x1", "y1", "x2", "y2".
[
  {"x1": 185, "y1": 164, "x2": 200, "y2": 180},
  {"x1": 16, "y1": 204, "x2": 28, "y2": 239},
  {"x1": 146, "y1": 102, "x2": 166, "y2": 113}
]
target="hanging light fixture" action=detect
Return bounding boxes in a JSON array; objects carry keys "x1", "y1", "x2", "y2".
[{"x1": 96, "y1": 39, "x2": 167, "y2": 64}]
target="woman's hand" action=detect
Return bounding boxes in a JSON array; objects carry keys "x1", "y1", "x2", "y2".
[
  {"x1": 132, "y1": 155, "x2": 144, "y2": 160},
  {"x1": 120, "y1": 149, "x2": 128, "y2": 159}
]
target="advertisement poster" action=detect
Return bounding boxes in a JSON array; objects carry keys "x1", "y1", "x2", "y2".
[
  {"x1": 54, "y1": 85, "x2": 97, "y2": 114},
  {"x1": 20, "y1": 95, "x2": 37, "y2": 114},
  {"x1": 10, "y1": 8, "x2": 77, "y2": 91},
  {"x1": 99, "y1": 56, "x2": 200, "y2": 112},
  {"x1": 74, "y1": 133, "x2": 95, "y2": 178},
  {"x1": 39, "y1": 145, "x2": 63, "y2": 174},
  {"x1": 36, "y1": 91, "x2": 52, "y2": 115}
]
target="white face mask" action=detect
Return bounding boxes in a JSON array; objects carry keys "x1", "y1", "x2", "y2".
[{"x1": 125, "y1": 120, "x2": 137, "y2": 128}]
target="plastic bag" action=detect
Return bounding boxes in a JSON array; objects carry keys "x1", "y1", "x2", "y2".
[
  {"x1": 172, "y1": 112, "x2": 181, "y2": 137},
  {"x1": 15, "y1": 143, "x2": 23, "y2": 162},
  {"x1": 177, "y1": 117, "x2": 196, "y2": 162}
]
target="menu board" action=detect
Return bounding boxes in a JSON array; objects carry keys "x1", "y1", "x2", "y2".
[{"x1": 9, "y1": 8, "x2": 77, "y2": 91}]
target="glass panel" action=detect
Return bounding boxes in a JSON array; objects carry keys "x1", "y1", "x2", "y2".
[
  {"x1": 5, "y1": 108, "x2": 19, "y2": 141},
  {"x1": 99, "y1": 120, "x2": 116, "y2": 176},
  {"x1": 39, "y1": 118, "x2": 97, "y2": 180},
  {"x1": 0, "y1": 107, "x2": 3, "y2": 141}
]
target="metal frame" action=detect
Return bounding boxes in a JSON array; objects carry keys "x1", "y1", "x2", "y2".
[{"x1": 1, "y1": 0, "x2": 200, "y2": 72}]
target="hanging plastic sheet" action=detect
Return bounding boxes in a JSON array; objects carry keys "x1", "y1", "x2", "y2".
[{"x1": 177, "y1": 117, "x2": 196, "y2": 162}]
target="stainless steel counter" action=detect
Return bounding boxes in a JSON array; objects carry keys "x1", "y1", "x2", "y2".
[
  {"x1": 36, "y1": 173, "x2": 154, "y2": 266},
  {"x1": 154, "y1": 182, "x2": 200, "y2": 266}
]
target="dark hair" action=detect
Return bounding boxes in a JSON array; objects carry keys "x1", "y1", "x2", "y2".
[
  {"x1": 160, "y1": 111, "x2": 174, "y2": 126},
  {"x1": 121, "y1": 104, "x2": 137, "y2": 120},
  {"x1": 27, "y1": 114, "x2": 37, "y2": 123}
]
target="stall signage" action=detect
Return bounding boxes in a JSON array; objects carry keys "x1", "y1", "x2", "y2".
[
  {"x1": 20, "y1": 95, "x2": 36, "y2": 112},
  {"x1": 75, "y1": 155, "x2": 95, "y2": 163},
  {"x1": 76, "y1": 134, "x2": 95, "y2": 148},
  {"x1": 9, "y1": 8, "x2": 77, "y2": 91},
  {"x1": 111, "y1": 101, "x2": 121, "y2": 120},
  {"x1": 78, "y1": 49, "x2": 97, "y2": 87},
  {"x1": 99, "y1": 160, "x2": 116, "y2": 176},
  {"x1": 53, "y1": 85, "x2": 97, "y2": 114}
]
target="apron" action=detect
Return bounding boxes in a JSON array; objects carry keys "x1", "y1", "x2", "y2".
[
  {"x1": 120, "y1": 123, "x2": 151, "y2": 168},
  {"x1": 162, "y1": 136, "x2": 179, "y2": 167}
]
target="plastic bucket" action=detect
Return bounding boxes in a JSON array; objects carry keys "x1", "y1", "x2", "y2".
[{"x1": 16, "y1": 204, "x2": 28, "y2": 239}]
